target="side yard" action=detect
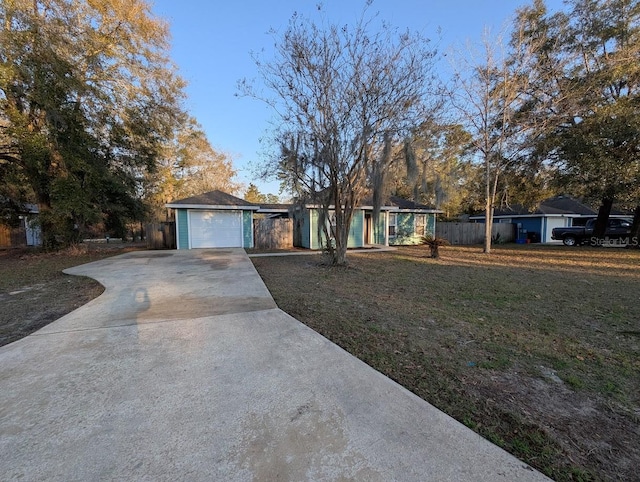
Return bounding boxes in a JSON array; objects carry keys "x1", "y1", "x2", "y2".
[
  {"x1": 0, "y1": 243, "x2": 144, "y2": 347},
  {"x1": 251, "y1": 245, "x2": 640, "y2": 481}
]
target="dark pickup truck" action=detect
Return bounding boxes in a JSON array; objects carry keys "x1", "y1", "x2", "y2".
[{"x1": 551, "y1": 218, "x2": 633, "y2": 246}]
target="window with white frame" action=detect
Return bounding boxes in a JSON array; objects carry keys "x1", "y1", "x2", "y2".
[
  {"x1": 388, "y1": 213, "x2": 397, "y2": 237},
  {"x1": 415, "y1": 214, "x2": 426, "y2": 236}
]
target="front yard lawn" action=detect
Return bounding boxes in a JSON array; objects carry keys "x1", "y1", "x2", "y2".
[{"x1": 251, "y1": 245, "x2": 640, "y2": 481}]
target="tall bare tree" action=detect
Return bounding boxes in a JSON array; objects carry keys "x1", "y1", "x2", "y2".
[
  {"x1": 242, "y1": 6, "x2": 438, "y2": 265},
  {"x1": 449, "y1": 25, "x2": 548, "y2": 253}
]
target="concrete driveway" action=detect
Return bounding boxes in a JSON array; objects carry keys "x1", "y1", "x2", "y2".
[{"x1": 0, "y1": 249, "x2": 550, "y2": 481}]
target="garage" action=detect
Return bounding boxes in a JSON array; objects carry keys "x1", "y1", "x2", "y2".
[
  {"x1": 189, "y1": 210, "x2": 243, "y2": 248},
  {"x1": 166, "y1": 190, "x2": 259, "y2": 250}
]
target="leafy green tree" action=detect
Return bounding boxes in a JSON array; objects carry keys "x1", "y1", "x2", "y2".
[
  {"x1": 0, "y1": 0, "x2": 185, "y2": 245},
  {"x1": 384, "y1": 123, "x2": 476, "y2": 219},
  {"x1": 243, "y1": 183, "x2": 280, "y2": 204},
  {"x1": 143, "y1": 118, "x2": 239, "y2": 220},
  {"x1": 494, "y1": 161, "x2": 558, "y2": 212},
  {"x1": 513, "y1": 0, "x2": 640, "y2": 236},
  {"x1": 244, "y1": 183, "x2": 264, "y2": 204}
]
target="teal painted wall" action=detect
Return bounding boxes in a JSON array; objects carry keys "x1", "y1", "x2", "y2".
[
  {"x1": 375, "y1": 213, "x2": 387, "y2": 245},
  {"x1": 177, "y1": 209, "x2": 189, "y2": 249},
  {"x1": 389, "y1": 212, "x2": 436, "y2": 245},
  {"x1": 310, "y1": 209, "x2": 321, "y2": 249},
  {"x1": 348, "y1": 210, "x2": 364, "y2": 248},
  {"x1": 243, "y1": 211, "x2": 253, "y2": 248},
  {"x1": 390, "y1": 212, "x2": 415, "y2": 245},
  {"x1": 292, "y1": 209, "x2": 311, "y2": 248},
  {"x1": 308, "y1": 208, "x2": 365, "y2": 249},
  {"x1": 301, "y1": 208, "x2": 434, "y2": 248},
  {"x1": 427, "y1": 214, "x2": 436, "y2": 238},
  {"x1": 302, "y1": 210, "x2": 311, "y2": 248}
]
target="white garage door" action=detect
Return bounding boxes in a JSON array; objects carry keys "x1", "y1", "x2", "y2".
[
  {"x1": 545, "y1": 217, "x2": 568, "y2": 243},
  {"x1": 189, "y1": 210, "x2": 243, "y2": 248}
]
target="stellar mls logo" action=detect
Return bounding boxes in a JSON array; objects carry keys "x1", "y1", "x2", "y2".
[{"x1": 590, "y1": 236, "x2": 639, "y2": 247}]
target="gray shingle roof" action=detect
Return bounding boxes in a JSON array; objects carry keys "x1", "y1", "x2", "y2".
[
  {"x1": 256, "y1": 204, "x2": 292, "y2": 211},
  {"x1": 168, "y1": 190, "x2": 257, "y2": 207},
  {"x1": 540, "y1": 195, "x2": 597, "y2": 215},
  {"x1": 359, "y1": 195, "x2": 438, "y2": 211},
  {"x1": 386, "y1": 195, "x2": 435, "y2": 210},
  {"x1": 493, "y1": 195, "x2": 597, "y2": 217}
]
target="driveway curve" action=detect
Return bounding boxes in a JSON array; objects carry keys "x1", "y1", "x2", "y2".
[{"x1": 0, "y1": 249, "x2": 550, "y2": 481}]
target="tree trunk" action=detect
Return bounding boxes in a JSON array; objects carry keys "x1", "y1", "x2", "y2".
[
  {"x1": 332, "y1": 207, "x2": 350, "y2": 266},
  {"x1": 483, "y1": 158, "x2": 493, "y2": 254},
  {"x1": 38, "y1": 202, "x2": 58, "y2": 250},
  {"x1": 484, "y1": 200, "x2": 492, "y2": 254},
  {"x1": 592, "y1": 197, "x2": 614, "y2": 238},
  {"x1": 334, "y1": 241, "x2": 348, "y2": 265},
  {"x1": 630, "y1": 205, "x2": 640, "y2": 248}
]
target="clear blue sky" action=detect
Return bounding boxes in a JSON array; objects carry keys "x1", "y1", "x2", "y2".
[{"x1": 150, "y1": 0, "x2": 563, "y2": 198}]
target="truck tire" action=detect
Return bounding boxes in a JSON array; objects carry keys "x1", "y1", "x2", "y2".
[{"x1": 563, "y1": 235, "x2": 577, "y2": 246}]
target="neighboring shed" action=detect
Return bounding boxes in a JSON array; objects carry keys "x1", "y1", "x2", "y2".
[
  {"x1": 469, "y1": 195, "x2": 597, "y2": 243},
  {"x1": 165, "y1": 190, "x2": 259, "y2": 249},
  {"x1": 0, "y1": 203, "x2": 41, "y2": 248}
]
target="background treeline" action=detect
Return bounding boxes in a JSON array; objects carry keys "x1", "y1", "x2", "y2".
[
  {"x1": 2, "y1": 0, "x2": 639, "y2": 251},
  {"x1": 0, "y1": 0, "x2": 237, "y2": 247}
]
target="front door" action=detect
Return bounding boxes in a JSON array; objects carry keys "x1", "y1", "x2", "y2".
[{"x1": 364, "y1": 213, "x2": 372, "y2": 244}]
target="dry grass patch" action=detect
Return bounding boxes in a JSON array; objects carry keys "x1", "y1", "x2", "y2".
[
  {"x1": 251, "y1": 245, "x2": 640, "y2": 481},
  {"x1": 0, "y1": 243, "x2": 146, "y2": 346}
]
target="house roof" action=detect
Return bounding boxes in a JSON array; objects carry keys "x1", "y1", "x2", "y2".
[
  {"x1": 386, "y1": 196, "x2": 436, "y2": 211},
  {"x1": 165, "y1": 190, "x2": 260, "y2": 210},
  {"x1": 536, "y1": 195, "x2": 597, "y2": 215},
  {"x1": 472, "y1": 195, "x2": 598, "y2": 219},
  {"x1": 166, "y1": 190, "x2": 441, "y2": 213},
  {"x1": 358, "y1": 195, "x2": 440, "y2": 212},
  {"x1": 256, "y1": 203, "x2": 291, "y2": 213},
  {"x1": 0, "y1": 197, "x2": 39, "y2": 214}
]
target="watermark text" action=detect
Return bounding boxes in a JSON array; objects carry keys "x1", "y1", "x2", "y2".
[{"x1": 590, "y1": 236, "x2": 639, "y2": 247}]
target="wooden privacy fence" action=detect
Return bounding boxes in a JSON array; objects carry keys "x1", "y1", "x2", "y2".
[
  {"x1": 146, "y1": 222, "x2": 176, "y2": 249},
  {"x1": 0, "y1": 225, "x2": 26, "y2": 248},
  {"x1": 253, "y1": 218, "x2": 293, "y2": 250},
  {"x1": 436, "y1": 222, "x2": 516, "y2": 245}
]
